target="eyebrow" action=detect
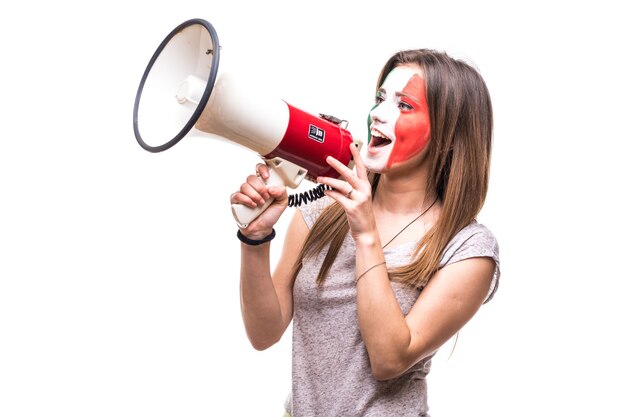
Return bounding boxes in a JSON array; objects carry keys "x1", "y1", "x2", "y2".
[
  {"x1": 378, "y1": 88, "x2": 422, "y2": 105},
  {"x1": 397, "y1": 92, "x2": 421, "y2": 104}
]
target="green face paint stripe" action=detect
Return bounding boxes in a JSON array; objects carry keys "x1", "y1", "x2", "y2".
[{"x1": 367, "y1": 103, "x2": 378, "y2": 144}]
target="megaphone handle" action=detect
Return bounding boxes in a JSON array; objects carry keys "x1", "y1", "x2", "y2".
[{"x1": 231, "y1": 167, "x2": 285, "y2": 229}]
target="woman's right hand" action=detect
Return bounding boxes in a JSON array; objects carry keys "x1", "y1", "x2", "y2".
[{"x1": 230, "y1": 163, "x2": 289, "y2": 239}]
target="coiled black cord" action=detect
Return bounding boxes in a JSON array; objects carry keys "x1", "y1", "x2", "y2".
[{"x1": 288, "y1": 184, "x2": 331, "y2": 207}]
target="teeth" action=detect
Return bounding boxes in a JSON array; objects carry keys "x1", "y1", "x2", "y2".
[
  {"x1": 370, "y1": 129, "x2": 389, "y2": 140},
  {"x1": 370, "y1": 128, "x2": 392, "y2": 148}
]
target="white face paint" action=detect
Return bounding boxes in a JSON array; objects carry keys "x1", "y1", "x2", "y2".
[{"x1": 362, "y1": 65, "x2": 431, "y2": 173}]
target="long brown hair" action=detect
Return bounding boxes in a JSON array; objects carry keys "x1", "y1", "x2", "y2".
[{"x1": 292, "y1": 49, "x2": 494, "y2": 288}]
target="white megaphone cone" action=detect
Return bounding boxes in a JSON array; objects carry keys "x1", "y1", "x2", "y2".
[{"x1": 133, "y1": 18, "x2": 361, "y2": 228}]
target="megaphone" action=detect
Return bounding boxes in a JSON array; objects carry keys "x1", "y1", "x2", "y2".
[{"x1": 133, "y1": 18, "x2": 361, "y2": 228}]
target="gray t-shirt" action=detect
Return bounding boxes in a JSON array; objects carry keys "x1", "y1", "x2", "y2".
[{"x1": 286, "y1": 197, "x2": 500, "y2": 416}]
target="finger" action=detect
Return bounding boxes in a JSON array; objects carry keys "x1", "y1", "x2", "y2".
[
  {"x1": 322, "y1": 188, "x2": 352, "y2": 206},
  {"x1": 326, "y1": 155, "x2": 356, "y2": 183},
  {"x1": 230, "y1": 192, "x2": 259, "y2": 208},
  {"x1": 256, "y1": 163, "x2": 271, "y2": 180},
  {"x1": 245, "y1": 174, "x2": 270, "y2": 200},
  {"x1": 241, "y1": 182, "x2": 266, "y2": 206},
  {"x1": 317, "y1": 176, "x2": 352, "y2": 195},
  {"x1": 267, "y1": 185, "x2": 288, "y2": 203},
  {"x1": 350, "y1": 142, "x2": 368, "y2": 179}
]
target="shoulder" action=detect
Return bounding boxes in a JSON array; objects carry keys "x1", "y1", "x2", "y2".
[
  {"x1": 441, "y1": 221, "x2": 499, "y2": 264},
  {"x1": 440, "y1": 221, "x2": 500, "y2": 303},
  {"x1": 297, "y1": 195, "x2": 335, "y2": 229}
]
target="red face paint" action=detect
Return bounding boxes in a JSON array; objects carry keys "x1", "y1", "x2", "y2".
[{"x1": 387, "y1": 74, "x2": 431, "y2": 168}]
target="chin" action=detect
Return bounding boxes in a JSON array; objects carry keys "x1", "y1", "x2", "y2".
[
  {"x1": 365, "y1": 165, "x2": 384, "y2": 174},
  {"x1": 363, "y1": 146, "x2": 392, "y2": 173},
  {"x1": 363, "y1": 156, "x2": 385, "y2": 173}
]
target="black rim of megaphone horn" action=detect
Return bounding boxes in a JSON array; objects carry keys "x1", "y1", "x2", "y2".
[{"x1": 133, "y1": 18, "x2": 220, "y2": 153}]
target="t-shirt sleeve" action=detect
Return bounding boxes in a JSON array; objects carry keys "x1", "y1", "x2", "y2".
[{"x1": 439, "y1": 222, "x2": 500, "y2": 304}]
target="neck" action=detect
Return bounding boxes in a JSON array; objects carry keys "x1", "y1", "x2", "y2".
[{"x1": 373, "y1": 163, "x2": 434, "y2": 214}]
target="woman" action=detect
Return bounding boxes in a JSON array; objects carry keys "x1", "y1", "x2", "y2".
[{"x1": 232, "y1": 49, "x2": 500, "y2": 416}]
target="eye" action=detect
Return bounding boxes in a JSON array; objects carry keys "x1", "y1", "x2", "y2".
[
  {"x1": 399, "y1": 101, "x2": 414, "y2": 111},
  {"x1": 375, "y1": 91, "x2": 385, "y2": 104}
]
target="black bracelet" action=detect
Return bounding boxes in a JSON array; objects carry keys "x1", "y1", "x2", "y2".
[{"x1": 237, "y1": 228, "x2": 276, "y2": 246}]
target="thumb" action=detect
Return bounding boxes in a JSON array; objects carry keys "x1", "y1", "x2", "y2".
[{"x1": 267, "y1": 185, "x2": 288, "y2": 203}]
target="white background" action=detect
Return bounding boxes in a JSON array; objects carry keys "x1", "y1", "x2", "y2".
[{"x1": 1, "y1": 1, "x2": 624, "y2": 416}]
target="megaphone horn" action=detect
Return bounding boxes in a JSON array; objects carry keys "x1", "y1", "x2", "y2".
[{"x1": 133, "y1": 18, "x2": 361, "y2": 228}]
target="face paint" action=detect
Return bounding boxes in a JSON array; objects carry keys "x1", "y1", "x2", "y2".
[{"x1": 363, "y1": 66, "x2": 431, "y2": 173}]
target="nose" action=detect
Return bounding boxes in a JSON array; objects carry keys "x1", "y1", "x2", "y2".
[{"x1": 369, "y1": 103, "x2": 386, "y2": 124}]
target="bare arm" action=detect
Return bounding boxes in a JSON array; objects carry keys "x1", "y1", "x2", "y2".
[
  {"x1": 355, "y1": 249, "x2": 494, "y2": 380},
  {"x1": 316, "y1": 144, "x2": 495, "y2": 380},
  {"x1": 232, "y1": 163, "x2": 309, "y2": 350},
  {"x1": 239, "y1": 210, "x2": 308, "y2": 350}
]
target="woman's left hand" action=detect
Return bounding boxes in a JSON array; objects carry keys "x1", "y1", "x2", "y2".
[{"x1": 316, "y1": 143, "x2": 378, "y2": 245}]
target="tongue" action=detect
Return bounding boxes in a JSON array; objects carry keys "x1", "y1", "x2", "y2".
[{"x1": 373, "y1": 138, "x2": 392, "y2": 147}]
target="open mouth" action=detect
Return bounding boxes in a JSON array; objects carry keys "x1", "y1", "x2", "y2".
[{"x1": 370, "y1": 129, "x2": 392, "y2": 147}]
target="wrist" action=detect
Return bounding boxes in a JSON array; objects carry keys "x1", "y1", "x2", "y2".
[
  {"x1": 237, "y1": 228, "x2": 276, "y2": 246},
  {"x1": 353, "y1": 232, "x2": 380, "y2": 249}
]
